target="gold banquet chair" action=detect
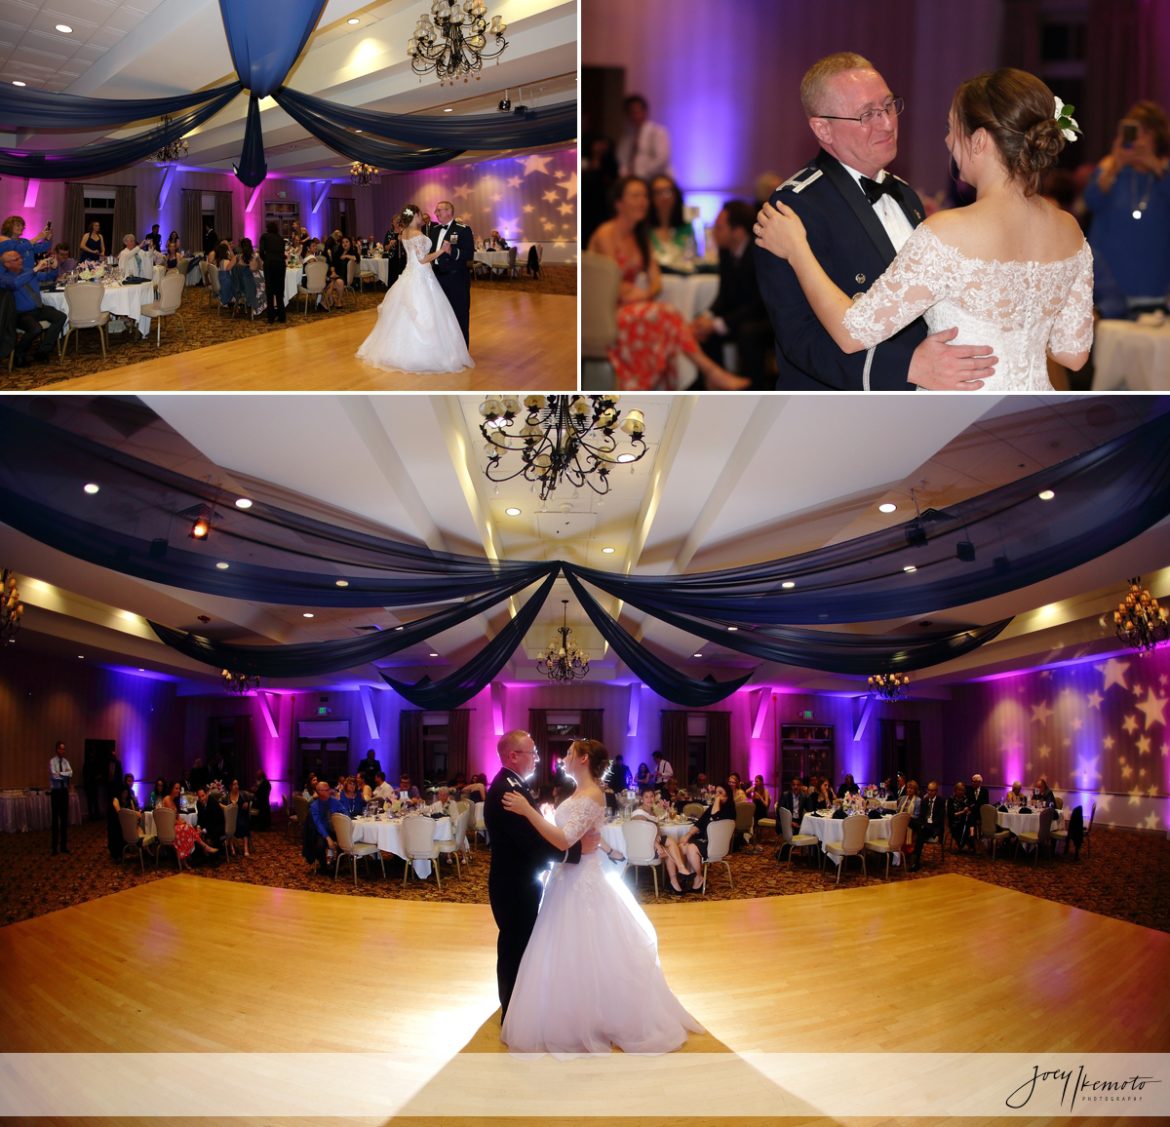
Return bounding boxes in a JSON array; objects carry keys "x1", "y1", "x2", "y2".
[
  {"x1": 823, "y1": 813, "x2": 868, "y2": 884},
  {"x1": 864, "y1": 810, "x2": 911, "y2": 880},
  {"x1": 331, "y1": 812, "x2": 385, "y2": 885},
  {"x1": 778, "y1": 806, "x2": 820, "y2": 867},
  {"x1": 620, "y1": 816, "x2": 662, "y2": 899},
  {"x1": 700, "y1": 817, "x2": 735, "y2": 894}
]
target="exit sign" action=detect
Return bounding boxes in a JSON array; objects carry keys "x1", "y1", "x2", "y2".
[
  {"x1": 317, "y1": 706, "x2": 331, "y2": 716},
  {"x1": 799, "y1": 710, "x2": 813, "y2": 720}
]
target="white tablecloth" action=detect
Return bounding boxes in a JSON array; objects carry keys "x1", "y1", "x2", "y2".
[
  {"x1": 658, "y1": 273, "x2": 721, "y2": 389},
  {"x1": 142, "y1": 809, "x2": 197, "y2": 837},
  {"x1": 283, "y1": 266, "x2": 304, "y2": 307},
  {"x1": 360, "y1": 257, "x2": 388, "y2": 287},
  {"x1": 475, "y1": 250, "x2": 511, "y2": 270},
  {"x1": 351, "y1": 814, "x2": 453, "y2": 877},
  {"x1": 996, "y1": 808, "x2": 1064, "y2": 835},
  {"x1": 0, "y1": 790, "x2": 83, "y2": 832},
  {"x1": 42, "y1": 282, "x2": 154, "y2": 338},
  {"x1": 800, "y1": 811, "x2": 900, "y2": 866},
  {"x1": 1092, "y1": 318, "x2": 1170, "y2": 390}
]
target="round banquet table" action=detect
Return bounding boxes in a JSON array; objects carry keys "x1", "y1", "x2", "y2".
[
  {"x1": 0, "y1": 790, "x2": 83, "y2": 833},
  {"x1": 360, "y1": 257, "x2": 389, "y2": 287},
  {"x1": 800, "y1": 810, "x2": 901, "y2": 866},
  {"x1": 283, "y1": 265, "x2": 304, "y2": 307},
  {"x1": 1091, "y1": 318, "x2": 1170, "y2": 390},
  {"x1": 41, "y1": 281, "x2": 154, "y2": 338},
  {"x1": 474, "y1": 250, "x2": 511, "y2": 272},
  {"x1": 142, "y1": 809, "x2": 198, "y2": 837},
  {"x1": 351, "y1": 814, "x2": 453, "y2": 877},
  {"x1": 658, "y1": 272, "x2": 721, "y2": 389},
  {"x1": 995, "y1": 808, "x2": 1065, "y2": 836}
]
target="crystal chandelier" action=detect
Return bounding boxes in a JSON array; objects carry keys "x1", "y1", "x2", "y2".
[
  {"x1": 1, "y1": 569, "x2": 24, "y2": 645},
  {"x1": 480, "y1": 394, "x2": 647, "y2": 501},
  {"x1": 1113, "y1": 577, "x2": 1168, "y2": 653},
  {"x1": 537, "y1": 600, "x2": 589, "y2": 683},
  {"x1": 221, "y1": 668, "x2": 260, "y2": 695},
  {"x1": 407, "y1": 0, "x2": 508, "y2": 86},
  {"x1": 350, "y1": 162, "x2": 378, "y2": 186},
  {"x1": 868, "y1": 672, "x2": 910, "y2": 701},
  {"x1": 151, "y1": 115, "x2": 189, "y2": 163}
]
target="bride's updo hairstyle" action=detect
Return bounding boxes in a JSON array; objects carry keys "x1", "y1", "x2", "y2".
[
  {"x1": 394, "y1": 203, "x2": 421, "y2": 230},
  {"x1": 569, "y1": 739, "x2": 611, "y2": 782},
  {"x1": 951, "y1": 68, "x2": 1065, "y2": 196}
]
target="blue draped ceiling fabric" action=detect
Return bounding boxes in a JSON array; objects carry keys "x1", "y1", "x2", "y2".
[
  {"x1": 0, "y1": 0, "x2": 577, "y2": 187},
  {"x1": 2, "y1": 401, "x2": 1169, "y2": 708}
]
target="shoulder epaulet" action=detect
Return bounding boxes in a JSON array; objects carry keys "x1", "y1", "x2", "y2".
[
  {"x1": 890, "y1": 173, "x2": 910, "y2": 187},
  {"x1": 777, "y1": 167, "x2": 824, "y2": 195}
]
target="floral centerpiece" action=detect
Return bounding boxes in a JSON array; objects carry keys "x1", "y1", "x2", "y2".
[
  {"x1": 76, "y1": 261, "x2": 107, "y2": 283},
  {"x1": 842, "y1": 791, "x2": 866, "y2": 815},
  {"x1": 864, "y1": 784, "x2": 878, "y2": 800}
]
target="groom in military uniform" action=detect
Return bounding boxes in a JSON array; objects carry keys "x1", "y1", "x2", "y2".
[{"x1": 427, "y1": 200, "x2": 473, "y2": 346}]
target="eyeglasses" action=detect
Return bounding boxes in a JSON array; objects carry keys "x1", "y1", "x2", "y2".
[{"x1": 816, "y1": 96, "x2": 905, "y2": 129}]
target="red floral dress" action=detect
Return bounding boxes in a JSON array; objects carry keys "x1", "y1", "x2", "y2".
[
  {"x1": 609, "y1": 248, "x2": 702, "y2": 390},
  {"x1": 173, "y1": 817, "x2": 199, "y2": 860}
]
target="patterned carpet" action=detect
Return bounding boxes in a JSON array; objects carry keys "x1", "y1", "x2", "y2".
[
  {"x1": 0, "y1": 264, "x2": 576, "y2": 391},
  {"x1": 4, "y1": 815, "x2": 1167, "y2": 933}
]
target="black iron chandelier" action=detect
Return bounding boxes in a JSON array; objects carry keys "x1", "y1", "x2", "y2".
[
  {"x1": 350, "y1": 162, "x2": 378, "y2": 186},
  {"x1": 407, "y1": 0, "x2": 508, "y2": 86},
  {"x1": 480, "y1": 394, "x2": 648, "y2": 501},
  {"x1": 536, "y1": 600, "x2": 589, "y2": 683},
  {"x1": 152, "y1": 115, "x2": 189, "y2": 163},
  {"x1": 868, "y1": 672, "x2": 910, "y2": 701},
  {"x1": 1, "y1": 569, "x2": 23, "y2": 645},
  {"x1": 1113, "y1": 576, "x2": 1168, "y2": 653},
  {"x1": 221, "y1": 668, "x2": 260, "y2": 695}
]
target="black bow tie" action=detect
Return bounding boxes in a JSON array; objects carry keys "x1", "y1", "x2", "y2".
[{"x1": 860, "y1": 175, "x2": 901, "y2": 205}]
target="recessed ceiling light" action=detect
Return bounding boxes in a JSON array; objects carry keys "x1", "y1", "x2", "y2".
[
  {"x1": 355, "y1": 129, "x2": 363, "y2": 134},
  {"x1": 303, "y1": 612, "x2": 315, "y2": 619},
  {"x1": 601, "y1": 546, "x2": 615, "y2": 554},
  {"x1": 505, "y1": 506, "x2": 522, "y2": 516},
  {"x1": 12, "y1": 81, "x2": 26, "y2": 87},
  {"x1": 693, "y1": 652, "x2": 704, "y2": 658},
  {"x1": 138, "y1": 668, "x2": 145, "y2": 672},
  {"x1": 55, "y1": 24, "x2": 73, "y2": 33},
  {"x1": 215, "y1": 561, "x2": 230, "y2": 570},
  {"x1": 726, "y1": 625, "x2": 738, "y2": 632},
  {"x1": 234, "y1": 497, "x2": 252, "y2": 509},
  {"x1": 335, "y1": 579, "x2": 349, "y2": 587},
  {"x1": 83, "y1": 482, "x2": 99, "y2": 494},
  {"x1": 347, "y1": 16, "x2": 360, "y2": 24},
  {"x1": 781, "y1": 580, "x2": 795, "y2": 589},
  {"x1": 616, "y1": 453, "x2": 637, "y2": 463},
  {"x1": 878, "y1": 502, "x2": 897, "y2": 513},
  {"x1": 429, "y1": 652, "x2": 439, "y2": 657},
  {"x1": 395, "y1": 625, "x2": 405, "y2": 631},
  {"x1": 77, "y1": 654, "x2": 84, "y2": 659},
  {"x1": 903, "y1": 565, "x2": 917, "y2": 574},
  {"x1": 1038, "y1": 489, "x2": 1055, "y2": 501},
  {"x1": 443, "y1": 107, "x2": 453, "y2": 113}
]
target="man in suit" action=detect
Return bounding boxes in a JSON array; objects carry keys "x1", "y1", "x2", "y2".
[
  {"x1": 754, "y1": 51, "x2": 996, "y2": 391},
  {"x1": 909, "y1": 779, "x2": 945, "y2": 871},
  {"x1": 427, "y1": 200, "x2": 473, "y2": 346},
  {"x1": 947, "y1": 780, "x2": 974, "y2": 851},
  {"x1": 49, "y1": 741, "x2": 73, "y2": 856},
  {"x1": 0, "y1": 249, "x2": 65, "y2": 367},
  {"x1": 779, "y1": 775, "x2": 806, "y2": 823},
  {"x1": 485, "y1": 729, "x2": 599, "y2": 1019},
  {"x1": 691, "y1": 200, "x2": 774, "y2": 390}
]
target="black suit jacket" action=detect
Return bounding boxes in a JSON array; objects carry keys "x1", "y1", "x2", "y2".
[
  {"x1": 918, "y1": 793, "x2": 945, "y2": 836},
  {"x1": 969, "y1": 786, "x2": 991, "y2": 811},
  {"x1": 198, "y1": 798, "x2": 225, "y2": 844},
  {"x1": 709, "y1": 244, "x2": 768, "y2": 341},
  {"x1": 427, "y1": 221, "x2": 473, "y2": 276},
  {"x1": 780, "y1": 790, "x2": 805, "y2": 821},
  {"x1": 755, "y1": 149, "x2": 928, "y2": 390}
]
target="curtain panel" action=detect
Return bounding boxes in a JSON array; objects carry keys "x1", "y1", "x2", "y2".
[
  {"x1": 111, "y1": 184, "x2": 137, "y2": 249},
  {"x1": 581, "y1": 709, "x2": 604, "y2": 744},
  {"x1": 706, "y1": 711, "x2": 731, "y2": 790},
  {"x1": 63, "y1": 183, "x2": 85, "y2": 259},
  {"x1": 181, "y1": 190, "x2": 203, "y2": 261},
  {"x1": 447, "y1": 709, "x2": 470, "y2": 783},
  {"x1": 213, "y1": 192, "x2": 234, "y2": 247},
  {"x1": 527, "y1": 710, "x2": 551, "y2": 788},
  {"x1": 398, "y1": 710, "x2": 425, "y2": 786},
  {"x1": 659, "y1": 712, "x2": 689, "y2": 787}
]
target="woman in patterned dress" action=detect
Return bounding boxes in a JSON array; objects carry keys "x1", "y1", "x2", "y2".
[{"x1": 160, "y1": 781, "x2": 218, "y2": 862}]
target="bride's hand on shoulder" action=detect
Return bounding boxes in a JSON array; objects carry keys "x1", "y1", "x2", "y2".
[
  {"x1": 502, "y1": 791, "x2": 535, "y2": 818},
  {"x1": 754, "y1": 200, "x2": 807, "y2": 262}
]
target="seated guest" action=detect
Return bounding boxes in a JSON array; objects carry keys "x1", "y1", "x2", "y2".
[
  {"x1": 909, "y1": 780, "x2": 945, "y2": 871},
  {"x1": 108, "y1": 773, "x2": 142, "y2": 860},
  {"x1": 488, "y1": 228, "x2": 510, "y2": 250},
  {"x1": 146, "y1": 776, "x2": 168, "y2": 811},
  {"x1": 232, "y1": 237, "x2": 263, "y2": 314},
  {"x1": 397, "y1": 774, "x2": 422, "y2": 803},
  {"x1": 160, "y1": 781, "x2": 217, "y2": 861},
  {"x1": 632, "y1": 786, "x2": 693, "y2": 893},
  {"x1": 669, "y1": 784, "x2": 736, "y2": 893},
  {"x1": 301, "y1": 773, "x2": 319, "y2": 801},
  {"x1": 307, "y1": 779, "x2": 342, "y2": 875},
  {"x1": 252, "y1": 770, "x2": 272, "y2": 832},
  {"x1": 195, "y1": 786, "x2": 226, "y2": 856},
  {"x1": 897, "y1": 779, "x2": 921, "y2": 820},
  {"x1": 459, "y1": 772, "x2": 487, "y2": 803},
  {"x1": 948, "y1": 781, "x2": 974, "y2": 850},
  {"x1": 779, "y1": 775, "x2": 806, "y2": 823},
  {"x1": 648, "y1": 175, "x2": 694, "y2": 265},
  {"x1": 634, "y1": 762, "x2": 652, "y2": 788},
  {"x1": 894, "y1": 772, "x2": 909, "y2": 802},
  {"x1": 423, "y1": 786, "x2": 455, "y2": 816},
  {"x1": 726, "y1": 772, "x2": 748, "y2": 804},
  {"x1": 227, "y1": 778, "x2": 252, "y2": 858},
  {"x1": 371, "y1": 770, "x2": 395, "y2": 802},
  {"x1": 969, "y1": 773, "x2": 991, "y2": 813},
  {"x1": 164, "y1": 236, "x2": 183, "y2": 271},
  {"x1": 692, "y1": 771, "x2": 711, "y2": 797},
  {"x1": 212, "y1": 240, "x2": 237, "y2": 306},
  {"x1": 78, "y1": 221, "x2": 106, "y2": 263},
  {"x1": 837, "y1": 773, "x2": 860, "y2": 797},
  {"x1": 1032, "y1": 776, "x2": 1058, "y2": 809},
  {"x1": 336, "y1": 775, "x2": 364, "y2": 818},
  {"x1": 0, "y1": 249, "x2": 66, "y2": 367},
  {"x1": 747, "y1": 775, "x2": 770, "y2": 824},
  {"x1": 814, "y1": 777, "x2": 837, "y2": 810},
  {"x1": 51, "y1": 243, "x2": 76, "y2": 276},
  {"x1": 0, "y1": 215, "x2": 51, "y2": 270},
  {"x1": 1004, "y1": 780, "x2": 1026, "y2": 807},
  {"x1": 879, "y1": 776, "x2": 896, "y2": 800},
  {"x1": 588, "y1": 176, "x2": 747, "y2": 391},
  {"x1": 117, "y1": 234, "x2": 151, "y2": 281}
]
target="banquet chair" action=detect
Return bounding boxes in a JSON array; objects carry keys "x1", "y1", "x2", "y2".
[
  {"x1": 823, "y1": 813, "x2": 868, "y2": 884},
  {"x1": 701, "y1": 818, "x2": 735, "y2": 895},
  {"x1": 1083, "y1": 801, "x2": 1097, "y2": 857},
  {"x1": 332, "y1": 812, "x2": 385, "y2": 885},
  {"x1": 221, "y1": 803, "x2": 238, "y2": 861},
  {"x1": 62, "y1": 283, "x2": 110, "y2": 358},
  {"x1": 472, "y1": 800, "x2": 488, "y2": 849},
  {"x1": 205, "y1": 262, "x2": 223, "y2": 308},
  {"x1": 344, "y1": 258, "x2": 358, "y2": 302},
  {"x1": 733, "y1": 801, "x2": 756, "y2": 851},
  {"x1": 864, "y1": 811, "x2": 911, "y2": 880},
  {"x1": 401, "y1": 814, "x2": 442, "y2": 889},
  {"x1": 777, "y1": 806, "x2": 820, "y2": 867},
  {"x1": 621, "y1": 816, "x2": 662, "y2": 899},
  {"x1": 118, "y1": 808, "x2": 147, "y2": 872},
  {"x1": 455, "y1": 799, "x2": 471, "y2": 816},
  {"x1": 683, "y1": 802, "x2": 706, "y2": 819},
  {"x1": 756, "y1": 804, "x2": 777, "y2": 841},
  {"x1": 580, "y1": 251, "x2": 619, "y2": 390},
  {"x1": 1013, "y1": 807, "x2": 1057, "y2": 865},
  {"x1": 298, "y1": 260, "x2": 329, "y2": 314},
  {"x1": 978, "y1": 803, "x2": 1012, "y2": 860},
  {"x1": 140, "y1": 272, "x2": 185, "y2": 346},
  {"x1": 287, "y1": 794, "x2": 310, "y2": 839},
  {"x1": 1050, "y1": 804, "x2": 1082, "y2": 858},
  {"x1": 151, "y1": 806, "x2": 184, "y2": 871},
  {"x1": 918, "y1": 822, "x2": 945, "y2": 868},
  {"x1": 505, "y1": 245, "x2": 519, "y2": 279},
  {"x1": 1054, "y1": 796, "x2": 1064, "y2": 810},
  {"x1": 437, "y1": 806, "x2": 471, "y2": 878}
]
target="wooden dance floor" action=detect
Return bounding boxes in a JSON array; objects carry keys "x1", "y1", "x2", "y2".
[
  {"x1": 40, "y1": 288, "x2": 576, "y2": 392},
  {"x1": 1, "y1": 873, "x2": 1166, "y2": 1126}
]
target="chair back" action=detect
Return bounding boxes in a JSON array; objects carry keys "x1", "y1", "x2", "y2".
[
  {"x1": 706, "y1": 817, "x2": 735, "y2": 863},
  {"x1": 222, "y1": 802, "x2": 238, "y2": 838},
  {"x1": 980, "y1": 803, "x2": 1000, "y2": 836},
  {"x1": 1035, "y1": 807, "x2": 1056, "y2": 844},
  {"x1": 403, "y1": 813, "x2": 437, "y2": 857},
  {"x1": 118, "y1": 807, "x2": 140, "y2": 847},
  {"x1": 152, "y1": 805, "x2": 177, "y2": 844},
  {"x1": 779, "y1": 806, "x2": 795, "y2": 843},
  {"x1": 451, "y1": 806, "x2": 471, "y2": 852},
  {"x1": 157, "y1": 270, "x2": 185, "y2": 313},
  {"x1": 734, "y1": 801, "x2": 754, "y2": 835},
  {"x1": 839, "y1": 813, "x2": 869, "y2": 854},
  {"x1": 581, "y1": 251, "x2": 620, "y2": 357},
  {"x1": 291, "y1": 795, "x2": 310, "y2": 824},
  {"x1": 175, "y1": 257, "x2": 190, "y2": 278},
  {"x1": 885, "y1": 811, "x2": 911, "y2": 851},
  {"x1": 621, "y1": 817, "x2": 660, "y2": 864},
  {"x1": 346, "y1": 258, "x2": 357, "y2": 287},
  {"x1": 455, "y1": 799, "x2": 471, "y2": 815},
  {"x1": 1054, "y1": 795, "x2": 1064, "y2": 810},
  {"x1": 207, "y1": 263, "x2": 221, "y2": 296},
  {"x1": 507, "y1": 246, "x2": 517, "y2": 270},
  {"x1": 1086, "y1": 802, "x2": 1096, "y2": 832},
  {"x1": 64, "y1": 283, "x2": 106, "y2": 326},
  {"x1": 473, "y1": 800, "x2": 486, "y2": 829},
  {"x1": 304, "y1": 259, "x2": 329, "y2": 292},
  {"x1": 330, "y1": 812, "x2": 355, "y2": 851},
  {"x1": 683, "y1": 802, "x2": 706, "y2": 820}
]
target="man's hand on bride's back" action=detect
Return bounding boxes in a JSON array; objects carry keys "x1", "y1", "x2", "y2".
[
  {"x1": 908, "y1": 326, "x2": 997, "y2": 391},
  {"x1": 579, "y1": 828, "x2": 601, "y2": 854}
]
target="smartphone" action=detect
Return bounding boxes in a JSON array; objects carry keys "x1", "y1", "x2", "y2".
[
  {"x1": 1121, "y1": 120, "x2": 1138, "y2": 147},
  {"x1": 45, "y1": 220, "x2": 52, "y2": 231}
]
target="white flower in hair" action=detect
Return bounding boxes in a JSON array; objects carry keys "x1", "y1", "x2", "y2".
[{"x1": 1053, "y1": 96, "x2": 1081, "y2": 142}]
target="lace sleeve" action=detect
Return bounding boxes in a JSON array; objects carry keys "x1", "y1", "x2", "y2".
[
  {"x1": 841, "y1": 225, "x2": 953, "y2": 348},
  {"x1": 558, "y1": 798, "x2": 603, "y2": 847},
  {"x1": 408, "y1": 236, "x2": 430, "y2": 263},
  {"x1": 1048, "y1": 242, "x2": 1094, "y2": 356}
]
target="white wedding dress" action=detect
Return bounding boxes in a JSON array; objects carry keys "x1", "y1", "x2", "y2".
[
  {"x1": 355, "y1": 233, "x2": 474, "y2": 373},
  {"x1": 501, "y1": 794, "x2": 702, "y2": 1054},
  {"x1": 842, "y1": 225, "x2": 1094, "y2": 391}
]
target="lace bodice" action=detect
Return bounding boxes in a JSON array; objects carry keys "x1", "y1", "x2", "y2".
[
  {"x1": 402, "y1": 233, "x2": 431, "y2": 267},
  {"x1": 842, "y1": 225, "x2": 1094, "y2": 391},
  {"x1": 554, "y1": 794, "x2": 605, "y2": 847}
]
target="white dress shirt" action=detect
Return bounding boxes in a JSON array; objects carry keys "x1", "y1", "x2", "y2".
[
  {"x1": 50, "y1": 754, "x2": 73, "y2": 788},
  {"x1": 617, "y1": 120, "x2": 672, "y2": 179},
  {"x1": 838, "y1": 162, "x2": 916, "y2": 253}
]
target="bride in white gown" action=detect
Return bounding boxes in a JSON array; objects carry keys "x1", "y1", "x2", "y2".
[
  {"x1": 755, "y1": 68, "x2": 1094, "y2": 391},
  {"x1": 355, "y1": 203, "x2": 474, "y2": 373},
  {"x1": 500, "y1": 739, "x2": 702, "y2": 1054}
]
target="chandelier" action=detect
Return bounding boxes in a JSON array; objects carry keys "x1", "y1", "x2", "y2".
[
  {"x1": 537, "y1": 600, "x2": 589, "y2": 683},
  {"x1": 1113, "y1": 576, "x2": 1168, "y2": 653},
  {"x1": 151, "y1": 115, "x2": 189, "y2": 163},
  {"x1": 221, "y1": 668, "x2": 260, "y2": 695},
  {"x1": 480, "y1": 394, "x2": 647, "y2": 501},
  {"x1": 868, "y1": 672, "x2": 910, "y2": 701},
  {"x1": 1, "y1": 569, "x2": 23, "y2": 645},
  {"x1": 350, "y1": 162, "x2": 378, "y2": 186},
  {"x1": 407, "y1": 0, "x2": 508, "y2": 86}
]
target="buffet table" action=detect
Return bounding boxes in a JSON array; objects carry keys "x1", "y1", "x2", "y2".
[{"x1": 0, "y1": 790, "x2": 83, "y2": 832}]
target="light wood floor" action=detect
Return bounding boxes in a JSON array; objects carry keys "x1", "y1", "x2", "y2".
[
  {"x1": 1, "y1": 873, "x2": 1166, "y2": 1126},
  {"x1": 39, "y1": 288, "x2": 576, "y2": 392}
]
